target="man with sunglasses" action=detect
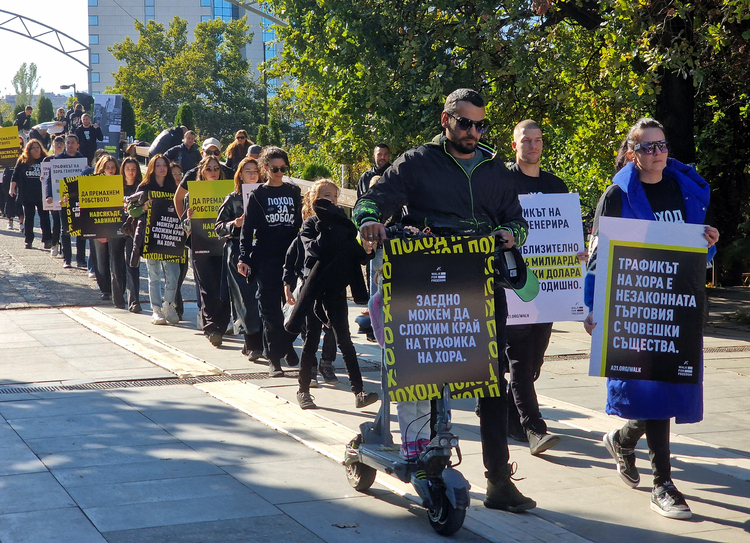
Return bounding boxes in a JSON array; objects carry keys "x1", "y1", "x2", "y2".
[
  {"x1": 504, "y1": 120, "x2": 569, "y2": 456},
  {"x1": 354, "y1": 88, "x2": 535, "y2": 513},
  {"x1": 176, "y1": 138, "x2": 234, "y2": 194}
]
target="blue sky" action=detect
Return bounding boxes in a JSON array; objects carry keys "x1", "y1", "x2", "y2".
[{"x1": 1, "y1": 2, "x2": 89, "y2": 98}]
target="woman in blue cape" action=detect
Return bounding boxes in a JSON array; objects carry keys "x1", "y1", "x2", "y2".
[{"x1": 583, "y1": 118, "x2": 719, "y2": 520}]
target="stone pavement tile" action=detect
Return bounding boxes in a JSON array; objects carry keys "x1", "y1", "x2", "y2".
[
  {"x1": 26, "y1": 328, "x2": 114, "y2": 348},
  {"x1": 0, "y1": 507, "x2": 106, "y2": 543},
  {"x1": 38, "y1": 442, "x2": 204, "y2": 470},
  {"x1": 66, "y1": 473, "x2": 254, "y2": 509},
  {"x1": 7, "y1": 410, "x2": 158, "y2": 441},
  {"x1": 102, "y1": 515, "x2": 325, "y2": 543},
  {"x1": 24, "y1": 424, "x2": 180, "y2": 456},
  {"x1": 108, "y1": 383, "x2": 219, "y2": 409},
  {"x1": 66, "y1": 354, "x2": 160, "y2": 372},
  {"x1": 84, "y1": 492, "x2": 282, "y2": 533},
  {"x1": 279, "y1": 494, "x2": 489, "y2": 543},
  {"x1": 0, "y1": 361, "x2": 91, "y2": 386},
  {"x1": 0, "y1": 442, "x2": 48, "y2": 476},
  {"x1": 50, "y1": 342, "x2": 143, "y2": 360},
  {"x1": 222, "y1": 456, "x2": 380, "y2": 505},
  {"x1": 0, "y1": 472, "x2": 76, "y2": 514},
  {"x1": 52, "y1": 457, "x2": 225, "y2": 488},
  {"x1": 83, "y1": 367, "x2": 176, "y2": 381},
  {"x1": 0, "y1": 393, "x2": 133, "y2": 420},
  {"x1": 0, "y1": 331, "x2": 40, "y2": 345},
  {"x1": 0, "y1": 419, "x2": 25, "y2": 447}
]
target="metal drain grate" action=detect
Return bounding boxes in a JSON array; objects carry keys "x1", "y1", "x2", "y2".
[{"x1": 0, "y1": 372, "x2": 301, "y2": 395}]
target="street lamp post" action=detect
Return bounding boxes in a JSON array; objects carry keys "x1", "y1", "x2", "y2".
[{"x1": 60, "y1": 83, "x2": 77, "y2": 97}]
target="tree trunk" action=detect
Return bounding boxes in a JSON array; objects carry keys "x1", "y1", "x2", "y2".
[{"x1": 655, "y1": 71, "x2": 695, "y2": 165}]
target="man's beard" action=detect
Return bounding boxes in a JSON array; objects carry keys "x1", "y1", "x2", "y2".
[{"x1": 446, "y1": 126, "x2": 478, "y2": 154}]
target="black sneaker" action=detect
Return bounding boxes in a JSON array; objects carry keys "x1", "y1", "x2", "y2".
[
  {"x1": 249, "y1": 350, "x2": 264, "y2": 363},
  {"x1": 507, "y1": 416, "x2": 529, "y2": 443},
  {"x1": 268, "y1": 362, "x2": 284, "y2": 378},
  {"x1": 297, "y1": 391, "x2": 317, "y2": 410},
  {"x1": 208, "y1": 331, "x2": 223, "y2": 347},
  {"x1": 603, "y1": 430, "x2": 640, "y2": 488},
  {"x1": 285, "y1": 348, "x2": 299, "y2": 367},
  {"x1": 527, "y1": 429, "x2": 560, "y2": 456},
  {"x1": 355, "y1": 391, "x2": 379, "y2": 409},
  {"x1": 24, "y1": 242, "x2": 32, "y2": 249},
  {"x1": 651, "y1": 480, "x2": 692, "y2": 519},
  {"x1": 318, "y1": 363, "x2": 339, "y2": 384}
]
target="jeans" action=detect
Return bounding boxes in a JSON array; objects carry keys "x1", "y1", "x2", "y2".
[
  {"x1": 507, "y1": 323, "x2": 554, "y2": 434},
  {"x1": 146, "y1": 258, "x2": 180, "y2": 309},
  {"x1": 619, "y1": 419, "x2": 672, "y2": 485}
]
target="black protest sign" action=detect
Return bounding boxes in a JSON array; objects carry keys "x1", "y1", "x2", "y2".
[
  {"x1": 60, "y1": 177, "x2": 82, "y2": 237},
  {"x1": 383, "y1": 236, "x2": 500, "y2": 402},
  {"x1": 142, "y1": 191, "x2": 186, "y2": 263},
  {"x1": 602, "y1": 242, "x2": 706, "y2": 384},
  {"x1": 188, "y1": 179, "x2": 234, "y2": 256},
  {"x1": 77, "y1": 175, "x2": 125, "y2": 238}
]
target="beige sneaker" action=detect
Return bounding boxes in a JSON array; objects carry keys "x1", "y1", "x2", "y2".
[
  {"x1": 151, "y1": 306, "x2": 167, "y2": 325},
  {"x1": 163, "y1": 301, "x2": 179, "y2": 324}
]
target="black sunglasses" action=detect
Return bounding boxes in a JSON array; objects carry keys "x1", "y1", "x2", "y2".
[
  {"x1": 204, "y1": 150, "x2": 221, "y2": 156},
  {"x1": 268, "y1": 165, "x2": 289, "y2": 173},
  {"x1": 447, "y1": 113, "x2": 490, "y2": 134},
  {"x1": 634, "y1": 140, "x2": 669, "y2": 155}
]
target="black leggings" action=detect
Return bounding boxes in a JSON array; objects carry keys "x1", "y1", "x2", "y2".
[
  {"x1": 298, "y1": 290, "x2": 363, "y2": 394},
  {"x1": 22, "y1": 201, "x2": 51, "y2": 245},
  {"x1": 619, "y1": 419, "x2": 671, "y2": 485}
]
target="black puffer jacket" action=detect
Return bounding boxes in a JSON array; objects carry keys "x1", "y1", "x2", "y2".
[
  {"x1": 354, "y1": 134, "x2": 528, "y2": 242},
  {"x1": 285, "y1": 199, "x2": 371, "y2": 334}
]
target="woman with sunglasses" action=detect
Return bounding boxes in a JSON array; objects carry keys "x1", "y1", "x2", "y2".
[
  {"x1": 238, "y1": 146, "x2": 302, "y2": 377},
  {"x1": 10, "y1": 139, "x2": 50, "y2": 249},
  {"x1": 584, "y1": 118, "x2": 719, "y2": 520},
  {"x1": 90, "y1": 155, "x2": 120, "y2": 303},
  {"x1": 178, "y1": 156, "x2": 232, "y2": 346},
  {"x1": 216, "y1": 157, "x2": 264, "y2": 359},
  {"x1": 225, "y1": 130, "x2": 251, "y2": 171}
]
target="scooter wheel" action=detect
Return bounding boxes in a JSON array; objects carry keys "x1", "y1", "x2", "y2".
[
  {"x1": 427, "y1": 487, "x2": 466, "y2": 536},
  {"x1": 345, "y1": 461, "x2": 376, "y2": 491}
]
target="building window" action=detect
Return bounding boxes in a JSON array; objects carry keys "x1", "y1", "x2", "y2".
[
  {"x1": 88, "y1": 0, "x2": 98, "y2": 6},
  {"x1": 89, "y1": 15, "x2": 98, "y2": 26},
  {"x1": 200, "y1": 0, "x2": 211, "y2": 6},
  {"x1": 201, "y1": 15, "x2": 212, "y2": 22},
  {"x1": 145, "y1": 0, "x2": 155, "y2": 20},
  {"x1": 91, "y1": 72, "x2": 101, "y2": 83},
  {"x1": 90, "y1": 34, "x2": 99, "y2": 45},
  {"x1": 213, "y1": 0, "x2": 238, "y2": 21},
  {"x1": 91, "y1": 53, "x2": 99, "y2": 64}
]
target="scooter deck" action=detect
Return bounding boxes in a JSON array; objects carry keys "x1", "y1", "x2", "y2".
[{"x1": 358, "y1": 444, "x2": 419, "y2": 483}]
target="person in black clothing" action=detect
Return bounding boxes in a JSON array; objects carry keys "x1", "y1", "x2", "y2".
[
  {"x1": 504, "y1": 120, "x2": 569, "y2": 455},
  {"x1": 117, "y1": 157, "x2": 143, "y2": 312},
  {"x1": 356, "y1": 144, "x2": 391, "y2": 199},
  {"x1": 148, "y1": 126, "x2": 186, "y2": 160},
  {"x1": 175, "y1": 156, "x2": 232, "y2": 346},
  {"x1": 225, "y1": 130, "x2": 251, "y2": 171},
  {"x1": 10, "y1": 139, "x2": 50, "y2": 249},
  {"x1": 41, "y1": 136, "x2": 65, "y2": 255},
  {"x1": 238, "y1": 146, "x2": 302, "y2": 377},
  {"x1": 164, "y1": 131, "x2": 201, "y2": 174},
  {"x1": 14, "y1": 106, "x2": 33, "y2": 132},
  {"x1": 176, "y1": 138, "x2": 234, "y2": 186},
  {"x1": 2, "y1": 137, "x2": 24, "y2": 230},
  {"x1": 54, "y1": 135, "x2": 88, "y2": 268},
  {"x1": 291, "y1": 179, "x2": 378, "y2": 410},
  {"x1": 66, "y1": 103, "x2": 85, "y2": 134},
  {"x1": 216, "y1": 157, "x2": 264, "y2": 359},
  {"x1": 354, "y1": 88, "x2": 534, "y2": 512},
  {"x1": 75, "y1": 114, "x2": 104, "y2": 165}
]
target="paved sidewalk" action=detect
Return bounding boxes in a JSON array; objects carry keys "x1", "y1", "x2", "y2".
[{"x1": 2, "y1": 299, "x2": 749, "y2": 542}]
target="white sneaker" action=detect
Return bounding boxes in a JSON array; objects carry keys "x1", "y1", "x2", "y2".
[
  {"x1": 7, "y1": 218, "x2": 13, "y2": 230},
  {"x1": 19, "y1": 219, "x2": 24, "y2": 233},
  {"x1": 163, "y1": 301, "x2": 179, "y2": 324},
  {"x1": 50, "y1": 244, "x2": 59, "y2": 257},
  {"x1": 88, "y1": 272, "x2": 97, "y2": 279},
  {"x1": 151, "y1": 307, "x2": 167, "y2": 325}
]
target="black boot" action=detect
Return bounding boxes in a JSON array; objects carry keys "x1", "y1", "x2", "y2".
[{"x1": 484, "y1": 463, "x2": 536, "y2": 512}]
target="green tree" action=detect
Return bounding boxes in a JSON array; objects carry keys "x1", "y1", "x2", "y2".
[
  {"x1": 174, "y1": 103, "x2": 195, "y2": 131},
  {"x1": 268, "y1": 0, "x2": 750, "y2": 283},
  {"x1": 109, "y1": 16, "x2": 265, "y2": 141},
  {"x1": 268, "y1": 116, "x2": 283, "y2": 147},
  {"x1": 122, "y1": 97, "x2": 136, "y2": 138},
  {"x1": 256, "y1": 124, "x2": 270, "y2": 147},
  {"x1": 135, "y1": 122, "x2": 158, "y2": 142},
  {"x1": 35, "y1": 91, "x2": 54, "y2": 123},
  {"x1": 12, "y1": 63, "x2": 40, "y2": 110}
]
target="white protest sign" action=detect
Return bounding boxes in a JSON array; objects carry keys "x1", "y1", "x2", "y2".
[
  {"x1": 506, "y1": 193, "x2": 586, "y2": 324},
  {"x1": 45, "y1": 157, "x2": 88, "y2": 211},
  {"x1": 241, "y1": 182, "x2": 262, "y2": 212}
]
